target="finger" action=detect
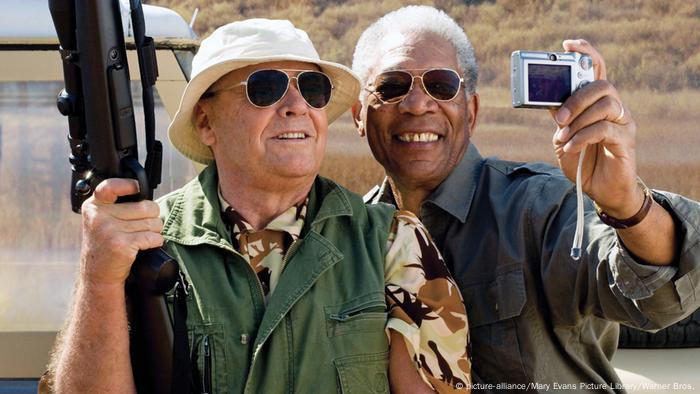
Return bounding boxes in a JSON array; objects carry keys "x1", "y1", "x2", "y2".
[
  {"x1": 125, "y1": 231, "x2": 165, "y2": 252},
  {"x1": 558, "y1": 95, "x2": 627, "y2": 143},
  {"x1": 117, "y1": 217, "x2": 163, "y2": 234},
  {"x1": 106, "y1": 200, "x2": 161, "y2": 221},
  {"x1": 554, "y1": 80, "x2": 620, "y2": 126},
  {"x1": 562, "y1": 38, "x2": 607, "y2": 80},
  {"x1": 553, "y1": 135, "x2": 598, "y2": 184},
  {"x1": 552, "y1": 125, "x2": 569, "y2": 147},
  {"x1": 562, "y1": 121, "x2": 625, "y2": 155},
  {"x1": 93, "y1": 178, "x2": 141, "y2": 204},
  {"x1": 81, "y1": 200, "x2": 160, "y2": 239}
]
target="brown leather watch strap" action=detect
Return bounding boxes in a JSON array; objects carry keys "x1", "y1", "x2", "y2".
[{"x1": 595, "y1": 179, "x2": 653, "y2": 229}]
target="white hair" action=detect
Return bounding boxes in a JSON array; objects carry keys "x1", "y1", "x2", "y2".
[{"x1": 352, "y1": 5, "x2": 478, "y2": 99}]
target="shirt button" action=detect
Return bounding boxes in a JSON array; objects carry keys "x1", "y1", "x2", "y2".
[{"x1": 240, "y1": 334, "x2": 249, "y2": 345}]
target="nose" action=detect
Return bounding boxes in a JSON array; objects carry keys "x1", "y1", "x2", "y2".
[
  {"x1": 398, "y1": 76, "x2": 437, "y2": 115},
  {"x1": 277, "y1": 78, "x2": 308, "y2": 117}
]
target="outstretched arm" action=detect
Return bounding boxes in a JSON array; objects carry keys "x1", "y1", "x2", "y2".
[{"x1": 551, "y1": 39, "x2": 677, "y2": 265}]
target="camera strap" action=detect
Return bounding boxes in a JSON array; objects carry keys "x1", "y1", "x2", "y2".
[{"x1": 571, "y1": 146, "x2": 587, "y2": 260}]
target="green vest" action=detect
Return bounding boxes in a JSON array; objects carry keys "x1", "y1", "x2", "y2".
[{"x1": 158, "y1": 166, "x2": 396, "y2": 393}]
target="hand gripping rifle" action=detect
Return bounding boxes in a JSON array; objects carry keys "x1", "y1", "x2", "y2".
[{"x1": 49, "y1": 1, "x2": 192, "y2": 392}]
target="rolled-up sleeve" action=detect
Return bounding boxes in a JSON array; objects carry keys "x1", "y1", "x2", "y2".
[
  {"x1": 384, "y1": 210, "x2": 471, "y2": 392},
  {"x1": 609, "y1": 241, "x2": 678, "y2": 300},
  {"x1": 606, "y1": 189, "x2": 700, "y2": 310},
  {"x1": 606, "y1": 189, "x2": 700, "y2": 303},
  {"x1": 534, "y1": 173, "x2": 700, "y2": 330},
  {"x1": 632, "y1": 191, "x2": 700, "y2": 323}
]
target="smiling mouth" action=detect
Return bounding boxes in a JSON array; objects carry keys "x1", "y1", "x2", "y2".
[
  {"x1": 395, "y1": 132, "x2": 441, "y2": 143},
  {"x1": 276, "y1": 132, "x2": 308, "y2": 140}
]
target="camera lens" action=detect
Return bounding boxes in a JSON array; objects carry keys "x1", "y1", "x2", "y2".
[
  {"x1": 580, "y1": 55, "x2": 592, "y2": 70},
  {"x1": 549, "y1": 53, "x2": 558, "y2": 61}
]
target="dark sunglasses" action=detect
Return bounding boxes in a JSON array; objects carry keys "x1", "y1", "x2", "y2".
[
  {"x1": 366, "y1": 68, "x2": 465, "y2": 104},
  {"x1": 207, "y1": 69, "x2": 334, "y2": 109}
]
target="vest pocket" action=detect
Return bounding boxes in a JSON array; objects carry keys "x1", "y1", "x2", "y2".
[
  {"x1": 325, "y1": 292, "x2": 387, "y2": 337},
  {"x1": 190, "y1": 325, "x2": 226, "y2": 393},
  {"x1": 334, "y1": 350, "x2": 389, "y2": 394}
]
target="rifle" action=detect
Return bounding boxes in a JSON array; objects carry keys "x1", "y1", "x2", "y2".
[{"x1": 48, "y1": 1, "x2": 191, "y2": 393}]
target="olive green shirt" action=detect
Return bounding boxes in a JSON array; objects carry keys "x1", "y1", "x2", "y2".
[{"x1": 366, "y1": 144, "x2": 700, "y2": 393}]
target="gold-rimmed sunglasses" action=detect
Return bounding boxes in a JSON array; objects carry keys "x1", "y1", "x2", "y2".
[
  {"x1": 206, "y1": 69, "x2": 334, "y2": 109},
  {"x1": 366, "y1": 68, "x2": 465, "y2": 104}
]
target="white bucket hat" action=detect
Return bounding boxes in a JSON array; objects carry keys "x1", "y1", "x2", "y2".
[{"x1": 167, "y1": 18, "x2": 361, "y2": 164}]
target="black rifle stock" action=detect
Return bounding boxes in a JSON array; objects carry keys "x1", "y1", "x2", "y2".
[{"x1": 49, "y1": 1, "x2": 190, "y2": 393}]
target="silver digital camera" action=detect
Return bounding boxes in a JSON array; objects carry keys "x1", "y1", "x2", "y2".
[{"x1": 511, "y1": 51, "x2": 594, "y2": 108}]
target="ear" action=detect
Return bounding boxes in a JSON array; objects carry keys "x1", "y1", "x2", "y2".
[
  {"x1": 350, "y1": 100, "x2": 365, "y2": 137},
  {"x1": 194, "y1": 101, "x2": 216, "y2": 146},
  {"x1": 466, "y1": 92, "x2": 480, "y2": 138}
]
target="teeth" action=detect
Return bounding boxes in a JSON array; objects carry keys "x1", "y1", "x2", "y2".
[
  {"x1": 397, "y1": 133, "x2": 439, "y2": 142},
  {"x1": 277, "y1": 132, "x2": 306, "y2": 139}
]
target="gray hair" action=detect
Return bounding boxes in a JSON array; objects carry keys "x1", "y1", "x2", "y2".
[{"x1": 352, "y1": 5, "x2": 478, "y2": 99}]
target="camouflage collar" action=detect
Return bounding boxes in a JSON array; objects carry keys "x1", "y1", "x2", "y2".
[{"x1": 161, "y1": 164, "x2": 353, "y2": 248}]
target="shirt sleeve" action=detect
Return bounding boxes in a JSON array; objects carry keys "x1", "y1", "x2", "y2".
[
  {"x1": 531, "y1": 173, "x2": 700, "y2": 331},
  {"x1": 608, "y1": 238, "x2": 678, "y2": 300},
  {"x1": 384, "y1": 210, "x2": 471, "y2": 392}
]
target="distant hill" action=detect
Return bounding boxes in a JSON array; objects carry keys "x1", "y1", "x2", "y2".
[{"x1": 146, "y1": 0, "x2": 700, "y2": 91}]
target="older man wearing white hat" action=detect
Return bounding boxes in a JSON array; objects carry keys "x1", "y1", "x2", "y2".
[{"x1": 50, "y1": 19, "x2": 470, "y2": 393}]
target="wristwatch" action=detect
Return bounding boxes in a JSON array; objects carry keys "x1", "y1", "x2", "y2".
[{"x1": 594, "y1": 178, "x2": 653, "y2": 229}]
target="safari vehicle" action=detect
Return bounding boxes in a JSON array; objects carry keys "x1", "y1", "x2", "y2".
[
  {"x1": 0, "y1": 1, "x2": 198, "y2": 392},
  {"x1": 0, "y1": 1, "x2": 698, "y2": 393}
]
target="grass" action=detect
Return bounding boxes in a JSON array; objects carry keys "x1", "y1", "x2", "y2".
[
  {"x1": 321, "y1": 87, "x2": 700, "y2": 200},
  {"x1": 140, "y1": 0, "x2": 700, "y2": 202},
  {"x1": 146, "y1": 0, "x2": 700, "y2": 91},
  {"x1": 2, "y1": 84, "x2": 699, "y2": 251}
]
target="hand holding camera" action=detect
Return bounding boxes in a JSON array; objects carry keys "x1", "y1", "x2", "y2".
[
  {"x1": 511, "y1": 50, "x2": 594, "y2": 108},
  {"x1": 512, "y1": 39, "x2": 641, "y2": 220}
]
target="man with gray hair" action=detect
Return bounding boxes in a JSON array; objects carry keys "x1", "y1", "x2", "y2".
[
  {"x1": 47, "y1": 18, "x2": 470, "y2": 393},
  {"x1": 353, "y1": 5, "x2": 700, "y2": 391}
]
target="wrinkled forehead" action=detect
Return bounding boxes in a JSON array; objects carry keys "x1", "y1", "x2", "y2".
[{"x1": 369, "y1": 31, "x2": 460, "y2": 77}]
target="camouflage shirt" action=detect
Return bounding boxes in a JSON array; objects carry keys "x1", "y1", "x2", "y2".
[{"x1": 219, "y1": 189, "x2": 471, "y2": 392}]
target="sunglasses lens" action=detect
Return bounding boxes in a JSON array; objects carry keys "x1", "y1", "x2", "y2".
[
  {"x1": 373, "y1": 71, "x2": 413, "y2": 102},
  {"x1": 423, "y1": 69, "x2": 461, "y2": 100},
  {"x1": 298, "y1": 71, "x2": 333, "y2": 108},
  {"x1": 246, "y1": 70, "x2": 289, "y2": 107}
]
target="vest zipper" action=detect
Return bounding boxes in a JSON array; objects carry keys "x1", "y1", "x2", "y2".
[
  {"x1": 281, "y1": 239, "x2": 301, "y2": 271},
  {"x1": 203, "y1": 335, "x2": 212, "y2": 394},
  {"x1": 236, "y1": 253, "x2": 266, "y2": 304},
  {"x1": 226, "y1": 230, "x2": 266, "y2": 304},
  {"x1": 248, "y1": 263, "x2": 266, "y2": 303}
]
